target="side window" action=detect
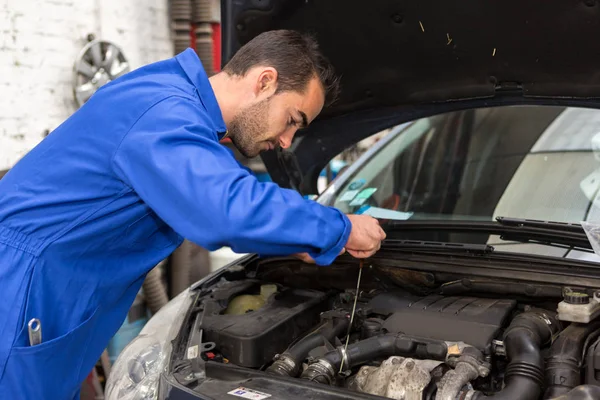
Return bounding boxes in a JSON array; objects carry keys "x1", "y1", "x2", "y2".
[
  {"x1": 330, "y1": 113, "x2": 465, "y2": 215},
  {"x1": 315, "y1": 130, "x2": 392, "y2": 195}
]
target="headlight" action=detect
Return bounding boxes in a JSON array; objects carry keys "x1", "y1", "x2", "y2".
[{"x1": 105, "y1": 288, "x2": 195, "y2": 400}]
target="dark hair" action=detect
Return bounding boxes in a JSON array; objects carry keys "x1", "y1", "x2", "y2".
[{"x1": 223, "y1": 30, "x2": 340, "y2": 106}]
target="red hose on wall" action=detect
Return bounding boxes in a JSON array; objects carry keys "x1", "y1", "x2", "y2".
[
  {"x1": 188, "y1": 21, "x2": 220, "y2": 74},
  {"x1": 212, "y1": 22, "x2": 221, "y2": 73}
]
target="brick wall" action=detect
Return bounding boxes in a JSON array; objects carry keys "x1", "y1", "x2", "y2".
[{"x1": 0, "y1": 0, "x2": 174, "y2": 170}]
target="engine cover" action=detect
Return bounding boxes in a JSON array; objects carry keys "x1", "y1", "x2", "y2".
[
  {"x1": 199, "y1": 280, "x2": 329, "y2": 368},
  {"x1": 369, "y1": 292, "x2": 517, "y2": 353}
]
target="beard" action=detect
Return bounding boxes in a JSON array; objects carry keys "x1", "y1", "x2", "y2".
[{"x1": 228, "y1": 97, "x2": 273, "y2": 158}]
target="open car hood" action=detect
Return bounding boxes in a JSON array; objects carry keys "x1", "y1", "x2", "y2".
[{"x1": 221, "y1": 0, "x2": 600, "y2": 194}]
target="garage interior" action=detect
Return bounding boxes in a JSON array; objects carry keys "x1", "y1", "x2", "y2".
[{"x1": 1, "y1": 0, "x2": 236, "y2": 396}]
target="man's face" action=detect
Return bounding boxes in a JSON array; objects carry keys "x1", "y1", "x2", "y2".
[{"x1": 228, "y1": 76, "x2": 325, "y2": 158}]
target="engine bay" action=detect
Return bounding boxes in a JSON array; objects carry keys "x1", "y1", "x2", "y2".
[{"x1": 174, "y1": 261, "x2": 600, "y2": 400}]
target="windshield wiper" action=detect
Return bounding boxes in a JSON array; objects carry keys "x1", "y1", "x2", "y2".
[
  {"x1": 384, "y1": 216, "x2": 591, "y2": 250},
  {"x1": 495, "y1": 217, "x2": 586, "y2": 233},
  {"x1": 383, "y1": 239, "x2": 494, "y2": 254}
]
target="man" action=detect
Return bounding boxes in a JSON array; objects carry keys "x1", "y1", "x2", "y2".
[{"x1": 0, "y1": 30, "x2": 385, "y2": 398}]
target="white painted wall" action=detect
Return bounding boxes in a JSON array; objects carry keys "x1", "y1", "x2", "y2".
[{"x1": 0, "y1": 0, "x2": 174, "y2": 170}]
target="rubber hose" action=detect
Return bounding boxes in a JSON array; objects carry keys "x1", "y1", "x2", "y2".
[
  {"x1": 301, "y1": 333, "x2": 449, "y2": 384},
  {"x1": 170, "y1": 240, "x2": 193, "y2": 297},
  {"x1": 190, "y1": 0, "x2": 214, "y2": 75},
  {"x1": 187, "y1": 242, "x2": 211, "y2": 285},
  {"x1": 170, "y1": 0, "x2": 191, "y2": 55},
  {"x1": 548, "y1": 385, "x2": 600, "y2": 400},
  {"x1": 170, "y1": 240, "x2": 211, "y2": 297},
  {"x1": 142, "y1": 261, "x2": 169, "y2": 314},
  {"x1": 436, "y1": 347, "x2": 485, "y2": 400},
  {"x1": 473, "y1": 310, "x2": 560, "y2": 400},
  {"x1": 170, "y1": 0, "x2": 192, "y2": 21},
  {"x1": 192, "y1": 0, "x2": 212, "y2": 23},
  {"x1": 266, "y1": 318, "x2": 349, "y2": 377},
  {"x1": 195, "y1": 24, "x2": 214, "y2": 76},
  {"x1": 544, "y1": 322, "x2": 600, "y2": 399},
  {"x1": 289, "y1": 319, "x2": 348, "y2": 360}
]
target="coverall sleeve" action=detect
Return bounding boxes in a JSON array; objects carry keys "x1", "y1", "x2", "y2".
[{"x1": 111, "y1": 95, "x2": 351, "y2": 265}]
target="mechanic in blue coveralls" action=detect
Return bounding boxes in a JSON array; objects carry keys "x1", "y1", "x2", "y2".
[{"x1": 0, "y1": 30, "x2": 386, "y2": 398}]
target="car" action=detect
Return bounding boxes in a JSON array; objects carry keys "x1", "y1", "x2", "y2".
[{"x1": 105, "y1": 1, "x2": 600, "y2": 400}]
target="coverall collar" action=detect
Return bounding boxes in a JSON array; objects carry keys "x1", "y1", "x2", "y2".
[{"x1": 176, "y1": 48, "x2": 228, "y2": 139}]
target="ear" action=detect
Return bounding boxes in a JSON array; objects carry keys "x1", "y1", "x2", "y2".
[{"x1": 254, "y1": 67, "x2": 278, "y2": 98}]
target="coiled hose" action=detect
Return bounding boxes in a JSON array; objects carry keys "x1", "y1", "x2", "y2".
[
  {"x1": 170, "y1": 0, "x2": 192, "y2": 55},
  {"x1": 169, "y1": 241, "x2": 193, "y2": 298},
  {"x1": 142, "y1": 261, "x2": 169, "y2": 314},
  {"x1": 170, "y1": 240, "x2": 212, "y2": 297},
  {"x1": 192, "y1": 0, "x2": 214, "y2": 76}
]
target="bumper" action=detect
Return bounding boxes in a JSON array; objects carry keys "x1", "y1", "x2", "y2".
[{"x1": 159, "y1": 362, "x2": 380, "y2": 400}]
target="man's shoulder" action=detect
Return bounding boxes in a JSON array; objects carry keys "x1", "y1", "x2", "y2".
[
  {"x1": 94, "y1": 56, "x2": 199, "y2": 110},
  {"x1": 89, "y1": 53, "x2": 224, "y2": 135},
  {"x1": 85, "y1": 76, "x2": 211, "y2": 135}
]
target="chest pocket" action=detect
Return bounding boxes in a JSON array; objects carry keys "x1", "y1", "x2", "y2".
[{"x1": 125, "y1": 211, "x2": 179, "y2": 250}]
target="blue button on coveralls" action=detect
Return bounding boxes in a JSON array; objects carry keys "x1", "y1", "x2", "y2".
[{"x1": 0, "y1": 49, "x2": 351, "y2": 399}]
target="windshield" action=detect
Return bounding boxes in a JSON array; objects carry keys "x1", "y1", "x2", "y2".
[{"x1": 324, "y1": 106, "x2": 600, "y2": 227}]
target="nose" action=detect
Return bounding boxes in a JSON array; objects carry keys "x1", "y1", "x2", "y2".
[{"x1": 278, "y1": 129, "x2": 296, "y2": 149}]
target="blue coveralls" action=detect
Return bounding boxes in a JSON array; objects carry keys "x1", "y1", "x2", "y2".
[{"x1": 0, "y1": 49, "x2": 351, "y2": 399}]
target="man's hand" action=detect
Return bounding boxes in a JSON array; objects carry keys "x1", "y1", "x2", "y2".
[
  {"x1": 292, "y1": 215, "x2": 385, "y2": 263},
  {"x1": 345, "y1": 214, "x2": 386, "y2": 258},
  {"x1": 293, "y1": 248, "x2": 346, "y2": 264}
]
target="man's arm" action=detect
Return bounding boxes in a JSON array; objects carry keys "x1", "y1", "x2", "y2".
[{"x1": 111, "y1": 96, "x2": 351, "y2": 265}]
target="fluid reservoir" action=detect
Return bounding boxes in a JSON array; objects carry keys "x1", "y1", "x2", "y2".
[
  {"x1": 557, "y1": 288, "x2": 600, "y2": 323},
  {"x1": 224, "y1": 284, "x2": 278, "y2": 315}
]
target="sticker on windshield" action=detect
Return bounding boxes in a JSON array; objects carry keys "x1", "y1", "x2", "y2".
[
  {"x1": 348, "y1": 179, "x2": 366, "y2": 191},
  {"x1": 228, "y1": 387, "x2": 272, "y2": 399},
  {"x1": 362, "y1": 207, "x2": 414, "y2": 220},
  {"x1": 339, "y1": 189, "x2": 360, "y2": 202},
  {"x1": 349, "y1": 188, "x2": 377, "y2": 206}
]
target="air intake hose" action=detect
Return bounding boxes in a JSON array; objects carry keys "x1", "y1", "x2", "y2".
[
  {"x1": 266, "y1": 317, "x2": 349, "y2": 377},
  {"x1": 301, "y1": 333, "x2": 450, "y2": 384},
  {"x1": 472, "y1": 310, "x2": 560, "y2": 400},
  {"x1": 548, "y1": 385, "x2": 600, "y2": 400},
  {"x1": 544, "y1": 322, "x2": 600, "y2": 399}
]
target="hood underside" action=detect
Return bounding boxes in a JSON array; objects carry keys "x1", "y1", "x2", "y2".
[
  {"x1": 221, "y1": 0, "x2": 600, "y2": 192},
  {"x1": 223, "y1": 0, "x2": 600, "y2": 118}
]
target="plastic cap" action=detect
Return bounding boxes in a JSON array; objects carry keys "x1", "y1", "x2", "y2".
[{"x1": 564, "y1": 291, "x2": 590, "y2": 304}]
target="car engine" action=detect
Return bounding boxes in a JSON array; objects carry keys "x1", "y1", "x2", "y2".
[{"x1": 185, "y1": 265, "x2": 600, "y2": 400}]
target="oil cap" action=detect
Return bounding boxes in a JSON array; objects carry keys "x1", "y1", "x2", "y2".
[{"x1": 564, "y1": 289, "x2": 590, "y2": 304}]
